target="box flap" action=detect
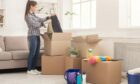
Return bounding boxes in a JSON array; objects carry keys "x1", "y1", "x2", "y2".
[
  {"x1": 51, "y1": 33, "x2": 72, "y2": 41},
  {"x1": 72, "y1": 34, "x2": 101, "y2": 43},
  {"x1": 72, "y1": 36, "x2": 86, "y2": 42},
  {"x1": 111, "y1": 59, "x2": 123, "y2": 61},
  {"x1": 86, "y1": 35, "x2": 101, "y2": 43},
  {"x1": 42, "y1": 33, "x2": 51, "y2": 41},
  {"x1": 83, "y1": 59, "x2": 88, "y2": 61}
]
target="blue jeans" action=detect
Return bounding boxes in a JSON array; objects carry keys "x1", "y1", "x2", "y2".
[{"x1": 27, "y1": 36, "x2": 40, "y2": 70}]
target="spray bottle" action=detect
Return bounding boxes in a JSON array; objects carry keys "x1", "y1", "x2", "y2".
[
  {"x1": 76, "y1": 72, "x2": 82, "y2": 84},
  {"x1": 82, "y1": 72, "x2": 86, "y2": 84},
  {"x1": 87, "y1": 49, "x2": 94, "y2": 59}
]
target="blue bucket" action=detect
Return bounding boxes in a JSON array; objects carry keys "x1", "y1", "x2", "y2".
[
  {"x1": 64, "y1": 69, "x2": 81, "y2": 84},
  {"x1": 127, "y1": 73, "x2": 140, "y2": 84}
]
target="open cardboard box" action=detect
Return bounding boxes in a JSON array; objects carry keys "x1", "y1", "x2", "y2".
[
  {"x1": 72, "y1": 34, "x2": 102, "y2": 59},
  {"x1": 82, "y1": 59, "x2": 122, "y2": 84},
  {"x1": 42, "y1": 32, "x2": 72, "y2": 56}
]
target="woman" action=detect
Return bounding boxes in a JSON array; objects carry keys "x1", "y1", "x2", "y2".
[{"x1": 25, "y1": 1, "x2": 50, "y2": 75}]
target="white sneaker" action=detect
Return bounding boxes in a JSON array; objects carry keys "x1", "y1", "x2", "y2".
[
  {"x1": 27, "y1": 70, "x2": 40, "y2": 75},
  {"x1": 33, "y1": 69, "x2": 41, "y2": 74}
]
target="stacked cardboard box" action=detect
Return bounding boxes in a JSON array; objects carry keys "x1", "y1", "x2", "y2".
[
  {"x1": 42, "y1": 34, "x2": 102, "y2": 75},
  {"x1": 43, "y1": 33, "x2": 71, "y2": 56},
  {"x1": 72, "y1": 34, "x2": 101, "y2": 59},
  {"x1": 41, "y1": 33, "x2": 72, "y2": 75},
  {"x1": 42, "y1": 33, "x2": 122, "y2": 84}
]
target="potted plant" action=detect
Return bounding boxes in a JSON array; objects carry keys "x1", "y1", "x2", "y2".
[
  {"x1": 0, "y1": 15, "x2": 3, "y2": 23},
  {"x1": 65, "y1": 11, "x2": 76, "y2": 16},
  {"x1": 69, "y1": 47, "x2": 79, "y2": 58}
]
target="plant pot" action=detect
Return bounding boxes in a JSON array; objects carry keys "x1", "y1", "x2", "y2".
[
  {"x1": 70, "y1": 54, "x2": 77, "y2": 58},
  {"x1": 0, "y1": 15, "x2": 3, "y2": 23}
]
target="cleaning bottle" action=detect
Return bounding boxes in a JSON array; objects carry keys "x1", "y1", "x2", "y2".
[
  {"x1": 87, "y1": 49, "x2": 93, "y2": 59},
  {"x1": 82, "y1": 72, "x2": 86, "y2": 84},
  {"x1": 76, "y1": 72, "x2": 82, "y2": 84}
]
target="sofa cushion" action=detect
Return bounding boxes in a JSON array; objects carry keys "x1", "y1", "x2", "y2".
[
  {"x1": 10, "y1": 51, "x2": 29, "y2": 60},
  {"x1": 5, "y1": 36, "x2": 28, "y2": 51},
  {"x1": 11, "y1": 50, "x2": 44, "y2": 60},
  {"x1": 0, "y1": 52, "x2": 12, "y2": 60},
  {"x1": 0, "y1": 36, "x2": 5, "y2": 50}
]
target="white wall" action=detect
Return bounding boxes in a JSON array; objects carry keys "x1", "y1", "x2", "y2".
[
  {"x1": 0, "y1": 0, "x2": 59, "y2": 36},
  {"x1": 62, "y1": 0, "x2": 140, "y2": 38},
  {"x1": 1, "y1": 0, "x2": 140, "y2": 57},
  {"x1": 60, "y1": 0, "x2": 72, "y2": 29},
  {"x1": 0, "y1": 0, "x2": 28, "y2": 36},
  {"x1": 1, "y1": 0, "x2": 140, "y2": 37},
  {"x1": 61, "y1": 0, "x2": 140, "y2": 57}
]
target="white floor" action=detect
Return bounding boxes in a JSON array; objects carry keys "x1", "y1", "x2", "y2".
[{"x1": 0, "y1": 72, "x2": 127, "y2": 84}]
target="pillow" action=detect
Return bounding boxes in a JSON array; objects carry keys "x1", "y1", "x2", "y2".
[{"x1": 0, "y1": 47, "x2": 3, "y2": 52}]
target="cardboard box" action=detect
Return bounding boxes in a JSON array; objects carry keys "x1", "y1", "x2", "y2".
[
  {"x1": 82, "y1": 59, "x2": 122, "y2": 84},
  {"x1": 43, "y1": 33, "x2": 72, "y2": 56},
  {"x1": 72, "y1": 34, "x2": 101, "y2": 59},
  {"x1": 41, "y1": 55, "x2": 65, "y2": 75},
  {"x1": 65, "y1": 56, "x2": 81, "y2": 70}
]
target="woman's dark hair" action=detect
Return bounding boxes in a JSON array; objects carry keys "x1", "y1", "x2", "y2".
[{"x1": 25, "y1": 1, "x2": 37, "y2": 18}]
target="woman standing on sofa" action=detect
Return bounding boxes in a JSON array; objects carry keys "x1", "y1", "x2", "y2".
[{"x1": 25, "y1": 1, "x2": 50, "y2": 75}]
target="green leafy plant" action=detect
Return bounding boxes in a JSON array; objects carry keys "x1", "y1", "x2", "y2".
[
  {"x1": 37, "y1": 7, "x2": 49, "y2": 15},
  {"x1": 69, "y1": 47, "x2": 79, "y2": 57},
  {"x1": 0, "y1": 15, "x2": 3, "y2": 23},
  {"x1": 65, "y1": 11, "x2": 76, "y2": 16}
]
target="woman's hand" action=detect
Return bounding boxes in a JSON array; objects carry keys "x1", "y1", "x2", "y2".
[{"x1": 51, "y1": 13, "x2": 56, "y2": 16}]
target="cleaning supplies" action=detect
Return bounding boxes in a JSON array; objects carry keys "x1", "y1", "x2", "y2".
[
  {"x1": 128, "y1": 68, "x2": 140, "y2": 84},
  {"x1": 128, "y1": 68, "x2": 140, "y2": 75},
  {"x1": 88, "y1": 56, "x2": 96, "y2": 64},
  {"x1": 105, "y1": 56, "x2": 112, "y2": 61},
  {"x1": 88, "y1": 56, "x2": 112, "y2": 64},
  {"x1": 64, "y1": 69, "x2": 81, "y2": 84},
  {"x1": 76, "y1": 72, "x2": 82, "y2": 84},
  {"x1": 95, "y1": 56, "x2": 102, "y2": 62},
  {"x1": 87, "y1": 49, "x2": 94, "y2": 59},
  {"x1": 82, "y1": 72, "x2": 86, "y2": 84}
]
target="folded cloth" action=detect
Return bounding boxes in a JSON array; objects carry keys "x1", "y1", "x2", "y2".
[
  {"x1": 51, "y1": 15, "x2": 63, "y2": 32},
  {"x1": 43, "y1": 20, "x2": 54, "y2": 33},
  {"x1": 128, "y1": 68, "x2": 140, "y2": 75}
]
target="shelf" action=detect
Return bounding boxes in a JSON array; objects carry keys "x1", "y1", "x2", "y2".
[{"x1": 0, "y1": 0, "x2": 5, "y2": 27}]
